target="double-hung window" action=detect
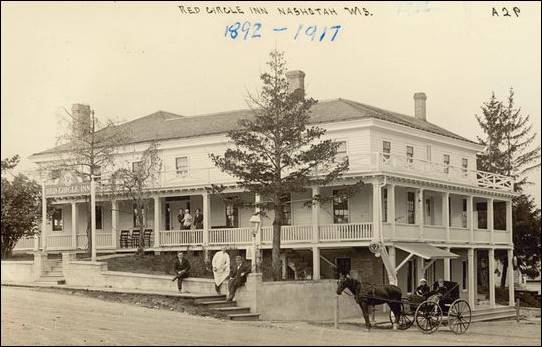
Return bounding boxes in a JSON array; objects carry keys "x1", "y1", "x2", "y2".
[
  {"x1": 52, "y1": 208, "x2": 63, "y2": 231},
  {"x1": 335, "y1": 141, "x2": 347, "y2": 162},
  {"x1": 407, "y1": 192, "x2": 416, "y2": 224},
  {"x1": 406, "y1": 146, "x2": 414, "y2": 164},
  {"x1": 383, "y1": 141, "x2": 391, "y2": 160},
  {"x1": 333, "y1": 190, "x2": 349, "y2": 224},
  {"x1": 281, "y1": 194, "x2": 292, "y2": 225},
  {"x1": 462, "y1": 158, "x2": 468, "y2": 176},
  {"x1": 443, "y1": 154, "x2": 450, "y2": 174},
  {"x1": 175, "y1": 156, "x2": 189, "y2": 176}
]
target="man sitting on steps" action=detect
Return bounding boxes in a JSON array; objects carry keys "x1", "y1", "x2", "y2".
[{"x1": 227, "y1": 256, "x2": 251, "y2": 302}]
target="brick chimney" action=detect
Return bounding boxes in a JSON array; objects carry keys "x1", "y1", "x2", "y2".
[
  {"x1": 413, "y1": 92, "x2": 427, "y2": 121},
  {"x1": 286, "y1": 70, "x2": 305, "y2": 98},
  {"x1": 71, "y1": 104, "x2": 91, "y2": 135}
]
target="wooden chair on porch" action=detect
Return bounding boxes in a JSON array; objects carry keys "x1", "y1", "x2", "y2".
[
  {"x1": 143, "y1": 229, "x2": 153, "y2": 248},
  {"x1": 131, "y1": 229, "x2": 141, "y2": 248},
  {"x1": 120, "y1": 230, "x2": 131, "y2": 248}
]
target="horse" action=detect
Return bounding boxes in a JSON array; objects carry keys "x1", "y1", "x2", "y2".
[{"x1": 336, "y1": 274, "x2": 403, "y2": 330}]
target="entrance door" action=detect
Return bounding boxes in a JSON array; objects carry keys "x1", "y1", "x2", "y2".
[
  {"x1": 336, "y1": 257, "x2": 352, "y2": 277},
  {"x1": 166, "y1": 197, "x2": 191, "y2": 230}
]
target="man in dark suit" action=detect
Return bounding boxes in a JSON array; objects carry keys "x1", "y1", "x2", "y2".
[
  {"x1": 227, "y1": 255, "x2": 251, "y2": 301},
  {"x1": 172, "y1": 251, "x2": 191, "y2": 293},
  {"x1": 193, "y1": 208, "x2": 204, "y2": 229}
]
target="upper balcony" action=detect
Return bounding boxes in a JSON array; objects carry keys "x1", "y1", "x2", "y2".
[{"x1": 42, "y1": 152, "x2": 514, "y2": 198}]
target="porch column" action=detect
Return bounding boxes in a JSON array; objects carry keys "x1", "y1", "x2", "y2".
[
  {"x1": 203, "y1": 192, "x2": 211, "y2": 247},
  {"x1": 41, "y1": 181, "x2": 47, "y2": 251},
  {"x1": 153, "y1": 196, "x2": 161, "y2": 247},
  {"x1": 111, "y1": 200, "x2": 118, "y2": 248},
  {"x1": 507, "y1": 248, "x2": 515, "y2": 306},
  {"x1": 418, "y1": 188, "x2": 424, "y2": 240},
  {"x1": 506, "y1": 200, "x2": 513, "y2": 244},
  {"x1": 488, "y1": 198, "x2": 494, "y2": 244},
  {"x1": 467, "y1": 195, "x2": 474, "y2": 243},
  {"x1": 71, "y1": 201, "x2": 77, "y2": 249},
  {"x1": 416, "y1": 256, "x2": 425, "y2": 284},
  {"x1": 467, "y1": 248, "x2": 476, "y2": 308},
  {"x1": 311, "y1": 186, "x2": 320, "y2": 243},
  {"x1": 388, "y1": 184, "x2": 396, "y2": 240},
  {"x1": 488, "y1": 248, "x2": 496, "y2": 308},
  {"x1": 372, "y1": 180, "x2": 381, "y2": 240},
  {"x1": 281, "y1": 253, "x2": 287, "y2": 280},
  {"x1": 388, "y1": 246, "x2": 397, "y2": 285},
  {"x1": 443, "y1": 192, "x2": 450, "y2": 242},
  {"x1": 312, "y1": 246, "x2": 321, "y2": 280},
  {"x1": 443, "y1": 247, "x2": 451, "y2": 281}
]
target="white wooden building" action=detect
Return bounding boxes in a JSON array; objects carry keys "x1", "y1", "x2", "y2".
[{"x1": 14, "y1": 71, "x2": 517, "y2": 309}]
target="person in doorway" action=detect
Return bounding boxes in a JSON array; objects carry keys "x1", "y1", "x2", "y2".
[
  {"x1": 212, "y1": 247, "x2": 230, "y2": 294},
  {"x1": 182, "y1": 208, "x2": 193, "y2": 230},
  {"x1": 172, "y1": 251, "x2": 191, "y2": 293},
  {"x1": 193, "y1": 208, "x2": 203, "y2": 229},
  {"x1": 177, "y1": 209, "x2": 185, "y2": 230},
  {"x1": 227, "y1": 256, "x2": 251, "y2": 301}
]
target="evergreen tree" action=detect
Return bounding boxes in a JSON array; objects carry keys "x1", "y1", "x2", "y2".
[
  {"x1": 476, "y1": 89, "x2": 541, "y2": 287},
  {"x1": 211, "y1": 50, "x2": 349, "y2": 280}
]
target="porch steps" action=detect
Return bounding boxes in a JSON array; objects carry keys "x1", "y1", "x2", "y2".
[
  {"x1": 194, "y1": 295, "x2": 261, "y2": 321},
  {"x1": 227, "y1": 313, "x2": 261, "y2": 321},
  {"x1": 470, "y1": 306, "x2": 517, "y2": 323},
  {"x1": 197, "y1": 300, "x2": 238, "y2": 309},
  {"x1": 212, "y1": 306, "x2": 251, "y2": 314},
  {"x1": 38, "y1": 260, "x2": 66, "y2": 285}
]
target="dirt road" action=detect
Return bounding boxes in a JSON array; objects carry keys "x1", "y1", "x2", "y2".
[{"x1": 1, "y1": 286, "x2": 540, "y2": 346}]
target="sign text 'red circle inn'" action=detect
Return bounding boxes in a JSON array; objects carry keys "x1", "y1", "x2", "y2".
[{"x1": 44, "y1": 183, "x2": 102, "y2": 197}]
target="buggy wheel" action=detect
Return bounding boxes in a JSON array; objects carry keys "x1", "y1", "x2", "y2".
[
  {"x1": 388, "y1": 303, "x2": 414, "y2": 330},
  {"x1": 448, "y1": 299, "x2": 471, "y2": 335},
  {"x1": 415, "y1": 300, "x2": 442, "y2": 334}
]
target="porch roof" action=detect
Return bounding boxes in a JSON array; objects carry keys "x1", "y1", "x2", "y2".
[{"x1": 394, "y1": 242, "x2": 459, "y2": 259}]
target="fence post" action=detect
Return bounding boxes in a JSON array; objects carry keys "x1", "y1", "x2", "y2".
[
  {"x1": 516, "y1": 299, "x2": 519, "y2": 322},
  {"x1": 334, "y1": 295, "x2": 339, "y2": 329}
]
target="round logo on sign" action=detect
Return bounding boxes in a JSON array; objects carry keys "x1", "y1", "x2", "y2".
[{"x1": 62, "y1": 172, "x2": 74, "y2": 186}]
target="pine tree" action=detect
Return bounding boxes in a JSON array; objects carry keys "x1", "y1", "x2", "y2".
[
  {"x1": 476, "y1": 89, "x2": 541, "y2": 287},
  {"x1": 210, "y1": 50, "x2": 349, "y2": 280}
]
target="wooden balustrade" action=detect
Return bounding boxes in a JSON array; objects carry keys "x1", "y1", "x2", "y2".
[
  {"x1": 160, "y1": 230, "x2": 203, "y2": 246},
  {"x1": 318, "y1": 223, "x2": 373, "y2": 241}
]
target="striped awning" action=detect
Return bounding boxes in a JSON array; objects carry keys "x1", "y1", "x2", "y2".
[{"x1": 394, "y1": 242, "x2": 459, "y2": 260}]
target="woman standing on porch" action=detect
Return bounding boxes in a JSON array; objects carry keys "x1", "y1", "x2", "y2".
[{"x1": 212, "y1": 247, "x2": 230, "y2": 294}]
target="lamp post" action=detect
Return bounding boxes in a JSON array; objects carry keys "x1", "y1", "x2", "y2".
[{"x1": 249, "y1": 214, "x2": 262, "y2": 273}]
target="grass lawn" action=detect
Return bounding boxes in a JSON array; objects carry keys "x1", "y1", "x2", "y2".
[{"x1": 103, "y1": 252, "x2": 214, "y2": 278}]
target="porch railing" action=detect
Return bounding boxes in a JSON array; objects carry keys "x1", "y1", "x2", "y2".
[
  {"x1": 46, "y1": 234, "x2": 72, "y2": 249},
  {"x1": 374, "y1": 152, "x2": 513, "y2": 192},
  {"x1": 160, "y1": 229, "x2": 203, "y2": 246},
  {"x1": 261, "y1": 225, "x2": 313, "y2": 243},
  {"x1": 318, "y1": 223, "x2": 373, "y2": 241},
  {"x1": 13, "y1": 236, "x2": 36, "y2": 250},
  {"x1": 209, "y1": 227, "x2": 252, "y2": 245}
]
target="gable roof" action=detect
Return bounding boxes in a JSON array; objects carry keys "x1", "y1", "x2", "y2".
[{"x1": 33, "y1": 98, "x2": 476, "y2": 157}]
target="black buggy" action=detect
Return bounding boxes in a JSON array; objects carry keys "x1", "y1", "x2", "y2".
[{"x1": 389, "y1": 280, "x2": 472, "y2": 334}]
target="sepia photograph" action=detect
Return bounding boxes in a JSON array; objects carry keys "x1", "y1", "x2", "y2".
[{"x1": 1, "y1": 1, "x2": 541, "y2": 346}]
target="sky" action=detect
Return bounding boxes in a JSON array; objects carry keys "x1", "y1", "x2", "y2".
[{"x1": 1, "y1": 1, "x2": 540, "y2": 205}]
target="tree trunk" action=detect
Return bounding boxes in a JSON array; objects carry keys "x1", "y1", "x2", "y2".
[
  {"x1": 137, "y1": 201, "x2": 145, "y2": 255},
  {"x1": 271, "y1": 197, "x2": 283, "y2": 281}
]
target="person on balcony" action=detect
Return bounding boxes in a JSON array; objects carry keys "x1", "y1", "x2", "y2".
[
  {"x1": 182, "y1": 208, "x2": 193, "y2": 230},
  {"x1": 227, "y1": 255, "x2": 251, "y2": 301},
  {"x1": 212, "y1": 247, "x2": 230, "y2": 294},
  {"x1": 194, "y1": 208, "x2": 203, "y2": 229},
  {"x1": 172, "y1": 251, "x2": 191, "y2": 293},
  {"x1": 177, "y1": 209, "x2": 185, "y2": 230}
]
